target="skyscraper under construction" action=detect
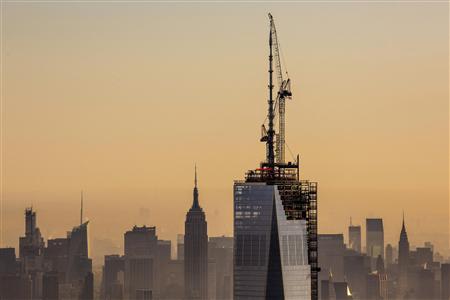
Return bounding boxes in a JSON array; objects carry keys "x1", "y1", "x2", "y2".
[{"x1": 233, "y1": 14, "x2": 318, "y2": 300}]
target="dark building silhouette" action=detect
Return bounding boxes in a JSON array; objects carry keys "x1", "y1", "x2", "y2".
[
  {"x1": 160, "y1": 259, "x2": 184, "y2": 299},
  {"x1": 102, "y1": 254, "x2": 124, "y2": 300},
  {"x1": 208, "y1": 236, "x2": 233, "y2": 299},
  {"x1": 45, "y1": 238, "x2": 69, "y2": 282},
  {"x1": 319, "y1": 234, "x2": 345, "y2": 283},
  {"x1": 42, "y1": 271, "x2": 59, "y2": 300},
  {"x1": 19, "y1": 208, "x2": 44, "y2": 260},
  {"x1": 415, "y1": 247, "x2": 433, "y2": 267},
  {"x1": 398, "y1": 215, "x2": 409, "y2": 298},
  {"x1": 348, "y1": 219, "x2": 361, "y2": 253},
  {"x1": 366, "y1": 273, "x2": 381, "y2": 299},
  {"x1": 124, "y1": 226, "x2": 157, "y2": 257},
  {"x1": 67, "y1": 222, "x2": 91, "y2": 283},
  {"x1": 184, "y1": 166, "x2": 208, "y2": 300},
  {"x1": 385, "y1": 244, "x2": 393, "y2": 266},
  {"x1": 0, "y1": 274, "x2": 32, "y2": 300},
  {"x1": 124, "y1": 226, "x2": 157, "y2": 299},
  {"x1": 343, "y1": 253, "x2": 370, "y2": 299},
  {"x1": 0, "y1": 248, "x2": 18, "y2": 275},
  {"x1": 441, "y1": 263, "x2": 450, "y2": 299},
  {"x1": 177, "y1": 234, "x2": 184, "y2": 261},
  {"x1": 366, "y1": 219, "x2": 384, "y2": 260},
  {"x1": 156, "y1": 240, "x2": 171, "y2": 296}
]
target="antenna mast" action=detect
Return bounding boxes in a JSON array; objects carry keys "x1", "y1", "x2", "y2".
[{"x1": 80, "y1": 190, "x2": 83, "y2": 225}]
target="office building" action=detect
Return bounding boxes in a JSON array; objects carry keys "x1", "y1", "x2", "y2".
[
  {"x1": 348, "y1": 220, "x2": 361, "y2": 253},
  {"x1": 124, "y1": 226, "x2": 158, "y2": 299},
  {"x1": 366, "y1": 219, "x2": 384, "y2": 259}
]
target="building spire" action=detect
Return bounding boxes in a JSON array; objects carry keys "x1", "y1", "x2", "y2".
[
  {"x1": 400, "y1": 210, "x2": 408, "y2": 242},
  {"x1": 195, "y1": 164, "x2": 198, "y2": 188},
  {"x1": 402, "y1": 210, "x2": 405, "y2": 230},
  {"x1": 192, "y1": 165, "x2": 200, "y2": 209},
  {"x1": 80, "y1": 190, "x2": 83, "y2": 225}
]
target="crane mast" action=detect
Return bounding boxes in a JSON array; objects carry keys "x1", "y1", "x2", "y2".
[{"x1": 269, "y1": 13, "x2": 292, "y2": 164}]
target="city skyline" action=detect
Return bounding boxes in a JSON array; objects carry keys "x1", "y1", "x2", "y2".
[{"x1": 1, "y1": 2, "x2": 448, "y2": 262}]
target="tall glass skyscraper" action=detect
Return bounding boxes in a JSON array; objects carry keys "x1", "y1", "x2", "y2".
[
  {"x1": 233, "y1": 14, "x2": 318, "y2": 299},
  {"x1": 234, "y1": 179, "x2": 317, "y2": 299},
  {"x1": 366, "y1": 218, "x2": 384, "y2": 259}
]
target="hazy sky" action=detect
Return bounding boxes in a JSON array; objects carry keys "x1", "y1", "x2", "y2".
[{"x1": 2, "y1": 1, "x2": 448, "y2": 262}]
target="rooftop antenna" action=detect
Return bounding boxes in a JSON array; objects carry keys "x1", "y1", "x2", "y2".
[
  {"x1": 192, "y1": 164, "x2": 199, "y2": 208},
  {"x1": 195, "y1": 163, "x2": 198, "y2": 188},
  {"x1": 80, "y1": 190, "x2": 83, "y2": 225}
]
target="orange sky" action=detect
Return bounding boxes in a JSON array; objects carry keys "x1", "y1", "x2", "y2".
[{"x1": 1, "y1": 2, "x2": 449, "y2": 263}]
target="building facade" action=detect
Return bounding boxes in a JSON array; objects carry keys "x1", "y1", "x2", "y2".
[{"x1": 234, "y1": 176, "x2": 318, "y2": 300}]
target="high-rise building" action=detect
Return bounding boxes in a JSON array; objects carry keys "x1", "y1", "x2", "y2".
[
  {"x1": 343, "y1": 254, "x2": 370, "y2": 299},
  {"x1": 319, "y1": 234, "x2": 345, "y2": 283},
  {"x1": 233, "y1": 14, "x2": 318, "y2": 300},
  {"x1": 157, "y1": 240, "x2": 172, "y2": 296},
  {"x1": 385, "y1": 244, "x2": 393, "y2": 266},
  {"x1": 441, "y1": 263, "x2": 450, "y2": 299},
  {"x1": 19, "y1": 208, "x2": 44, "y2": 265},
  {"x1": 177, "y1": 234, "x2": 184, "y2": 261},
  {"x1": 184, "y1": 166, "x2": 208, "y2": 300},
  {"x1": 208, "y1": 236, "x2": 233, "y2": 299},
  {"x1": 44, "y1": 238, "x2": 69, "y2": 282},
  {"x1": 124, "y1": 226, "x2": 158, "y2": 299},
  {"x1": 126, "y1": 257, "x2": 154, "y2": 299},
  {"x1": 348, "y1": 219, "x2": 361, "y2": 253},
  {"x1": 398, "y1": 215, "x2": 409, "y2": 298},
  {"x1": 124, "y1": 226, "x2": 158, "y2": 257},
  {"x1": 67, "y1": 222, "x2": 92, "y2": 283},
  {"x1": 366, "y1": 218, "x2": 384, "y2": 259},
  {"x1": 0, "y1": 248, "x2": 17, "y2": 275},
  {"x1": 102, "y1": 255, "x2": 124, "y2": 300}
]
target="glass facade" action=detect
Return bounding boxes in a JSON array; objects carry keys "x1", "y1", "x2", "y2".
[{"x1": 234, "y1": 182, "x2": 311, "y2": 300}]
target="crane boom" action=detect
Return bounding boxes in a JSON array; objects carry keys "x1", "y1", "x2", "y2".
[{"x1": 269, "y1": 13, "x2": 292, "y2": 164}]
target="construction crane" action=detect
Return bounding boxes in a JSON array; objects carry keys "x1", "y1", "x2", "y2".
[{"x1": 269, "y1": 13, "x2": 292, "y2": 164}]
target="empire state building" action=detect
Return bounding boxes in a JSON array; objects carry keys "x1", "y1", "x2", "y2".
[{"x1": 184, "y1": 166, "x2": 208, "y2": 299}]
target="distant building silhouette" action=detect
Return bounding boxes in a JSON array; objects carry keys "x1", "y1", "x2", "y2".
[
  {"x1": 319, "y1": 234, "x2": 346, "y2": 290},
  {"x1": 19, "y1": 208, "x2": 44, "y2": 270},
  {"x1": 348, "y1": 219, "x2": 361, "y2": 253},
  {"x1": 101, "y1": 254, "x2": 124, "y2": 300},
  {"x1": 441, "y1": 263, "x2": 450, "y2": 299},
  {"x1": 184, "y1": 166, "x2": 208, "y2": 299},
  {"x1": 124, "y1": 225, "x2": 157, "y2": 299},
  {"x1": 208, "y1": 236, "x2": 233, "y2": 299},
  {"x1": 366, "y1": 219, "x2": 384, "y2": 259},
  {"x1": 385, "y1": 244, "x2": 393, "y2": 266},
  {"x1": 398, "y1": 214, "x2": 410, "y2": 298},
  {"x1": 177, "y1": 234, "x2": 184, "y2": 261}
]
